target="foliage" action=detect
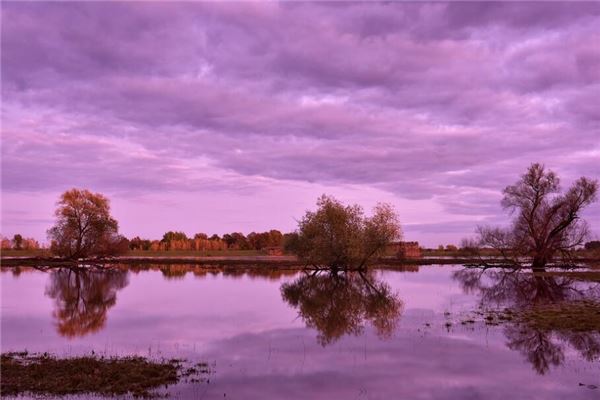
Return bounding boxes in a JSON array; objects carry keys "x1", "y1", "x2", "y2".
[
  {"x1": 477, "y1": 163, "x2": 598, "y2": 269},
  {"x1": 290, "y1": 195, "x2": 402, "y2": 270},
  {"x1": 47, "y1": 189, "x2": 126, "y2": 258},
  {"x1": 584, "y1": 240, "x2": 600, "y2": 250},
  {"x1": 161, "y1": 231, "x2": 189, "y2": 243},
  {"x1": 45, "y1": 268, "x2": 129, "y2": 338},
  {"x1": 281, "y1": 271, "x2": 403, "y2": 345},
  {"x1": 1, "y1": 234, "x2": 40, "y2": 251},
  {"x1": 11, "y1": 234, "x2": 23, "y2": 250},
  {"x1": 453, "y1": 268, "x2": 600, "y2": 374}
]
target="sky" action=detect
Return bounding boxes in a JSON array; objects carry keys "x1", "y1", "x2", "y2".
[{"x1": 1, "y1": 1, "x2": 599, "y2": 247}]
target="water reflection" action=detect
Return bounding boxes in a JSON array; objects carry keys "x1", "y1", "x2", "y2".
[
  {"x1": 45, "y1": 268, "x2": 129, "y2": 338},
  {"x1": 453, "y1": 268, "x2": 600, "y2": 374},
  {"x1": 127, "y1": 263, "x2": 301, "y2": 281},
  {"x1": 281, "y1": 271, "x2": 403, "y2": 346}
]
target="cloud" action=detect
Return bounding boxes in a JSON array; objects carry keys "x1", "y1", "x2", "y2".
[{"x1": 1, "y1": 2, "x2": 599, "y2": 242}]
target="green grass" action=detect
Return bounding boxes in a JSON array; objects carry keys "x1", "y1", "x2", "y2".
[{"x1": 1, "y1": 352, "x2": 210, "y2": 398}]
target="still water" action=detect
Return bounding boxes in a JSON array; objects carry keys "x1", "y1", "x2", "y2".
[{"x1": 1, "y1": 264, "x2": 599, "y2": 399}]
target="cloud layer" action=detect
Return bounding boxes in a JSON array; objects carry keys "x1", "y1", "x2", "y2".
[{"x1": 2, "y1": 2, "x2": 599, "y2": 245}]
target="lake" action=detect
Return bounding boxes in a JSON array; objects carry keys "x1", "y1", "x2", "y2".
[{"x1": 1, "y1": 264, "x2": 599, "y2": 399}]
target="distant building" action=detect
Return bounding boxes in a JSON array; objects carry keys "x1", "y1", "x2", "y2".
[{"x1": 387, "y1": 241, "x2": 422, "y2": 259}]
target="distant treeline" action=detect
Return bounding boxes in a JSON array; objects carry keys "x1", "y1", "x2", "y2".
[
  {"x1": 3, "y1": 230, "x2": 599, "y2": 254},
  {"x1": 0, "y1": 234, "x2": 40, "y2": 251},
  {"x1": 129, "y1": 230, "x2": 294, "y2": 252}
]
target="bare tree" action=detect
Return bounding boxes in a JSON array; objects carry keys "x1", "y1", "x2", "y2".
[
  {"x1": 289, "y1": 195, "x2": 402, "y2": 271},
  {"x1": 478, "y1": 163, "x2": 598, "y2": 269},
  {"x1": 47, "y1": 189, "x2": 126, "y2": 259}
]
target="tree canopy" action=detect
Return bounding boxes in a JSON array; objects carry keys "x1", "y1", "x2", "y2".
[
  {"x1": 47, "y1": 189, "x2": 127, "y2": 258},
  {"x1": 289, "y1": 195, "x2": 402, "y2": 271}
]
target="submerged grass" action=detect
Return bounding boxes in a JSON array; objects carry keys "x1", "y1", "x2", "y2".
[
  {"x1": 537, "y1": 270, "x2": 600, "y2": 283},
  {"x1": 0, "y1": 352, "x2": 210, "y2": 398},
  {"x1": 517, "y1": 300, "x2": 600, "y2": 332},
  {"x1": 478, "y1": 300, "x2": 600, "y2": 332}
]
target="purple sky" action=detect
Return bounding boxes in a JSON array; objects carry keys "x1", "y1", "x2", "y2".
[{"x1": 1, "y1": 2, "x2": 599, "y2": 247}]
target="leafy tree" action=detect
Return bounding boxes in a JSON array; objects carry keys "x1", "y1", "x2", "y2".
[
  {"x1": 478, "y1": 163, "x2": 598, "y2": 269},
  {"x1": 11, "y1": 234, "x2": 23, "y2": 250},
  {"x1": 47, "y1": 189, "x2": 126, "y2": 258},
  {"x1": 283, "y1": 232, "x2": 300, "y2": 253},
  {"x1": 584, "y1": 241, "x2": 600, "y2": 251},
  {"x1": 291, "y1": 195, "x2": 402, "y2": 271},
  {"x1": 1, "y1": 235, "x2": 12, "y2": 249},
  {"x1": 129, "y1": 236, "x2": 151, "y2": 251},
  {"x1": 161, "y1": 231, "x2": 188, "y2": 243}
]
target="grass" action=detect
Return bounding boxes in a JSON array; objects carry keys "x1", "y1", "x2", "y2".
[
  {"x1": 537, "y1": 270, "x2": 600, "y2": 282},
  {"x1": 1, "y1": 249, "x2": 51, "y2": 257},
  {"x1": 518, "y1": 300, "x2": 600, "y2": 332},
  {"x1": 127, "y1": 249, "x2": 264, "y2": 257},
  {"x1": 0, "y1": 352, "x2": 210, "y2": 398},
  {"x1": 478, "y1": 301, "x2": 600, "y2": 332}
]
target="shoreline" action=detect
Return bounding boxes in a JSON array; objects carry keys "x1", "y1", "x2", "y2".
[{"x1": 1, "y1": 255, "x2": 598, "y2": 268}]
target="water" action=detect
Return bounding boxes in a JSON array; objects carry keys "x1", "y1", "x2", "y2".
[{"x1": 1, "y1": 264, "x2": 599, "y2": 399}]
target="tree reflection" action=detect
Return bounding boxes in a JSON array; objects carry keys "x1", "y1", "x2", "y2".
[
  {"x1": 45, "y1": 268, "x2": 129, "y2": 338},
  {"x1": 281, "y1": 271, "x2": 403, "y2": 346},
  {"x1": 453, "y1": 268, "x2": 600, "y2": 374}
]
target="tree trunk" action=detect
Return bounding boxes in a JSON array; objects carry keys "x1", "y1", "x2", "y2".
[{"x1": 531, "y1": 254, "x2": 547, "y2": 271}]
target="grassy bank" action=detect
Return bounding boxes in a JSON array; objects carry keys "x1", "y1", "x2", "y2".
[{"x1": 1, "y1": 352, "x2": 210, "y2": 398}]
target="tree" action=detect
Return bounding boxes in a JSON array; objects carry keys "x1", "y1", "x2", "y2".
[
  {"x1": 45, "y1": 268, "x2": 129, "y2": 337},
  {"x1": 281, "y1": 271, "x2": 403, "y2": 346},
  {"x1": 0, "y1": 235, "x2": 11, "y2": 249},
  {"x1": 161, "y1": 231, "x2": 188, "y2": 243},
  {"x1": 290, "y1": 195, "x2": 402, "y2": 271},
  {"x1": 478, "y1": 163, "x2": 598, "y2": 269},
  {"x1": 11, "y1": 234, "x2": 23, "y2": 250},
  {"x1": 452, "y1": 268, "x2": 600, "y2": 374},
  {"x1": 584, "y1": 241, "x2": 600, "y2": 251},
  {"x1": 47, "y1": 189, "x2": 126, "y2": 258}
]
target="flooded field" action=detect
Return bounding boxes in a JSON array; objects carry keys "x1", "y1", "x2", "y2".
[{"x1": 1, "y1": 264, "x2": 599, "y2": 399}]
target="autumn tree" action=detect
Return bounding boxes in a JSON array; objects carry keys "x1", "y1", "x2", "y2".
[
  {"x1": 0, "y1": 236, "x2": 11, "y2": 249},
  {"x1": 47, "y1": 189, "x2": 126, "y2": 258},
  {"x1": 129, "y1": 236, "x2": 151, "y2": 251},
  {"x1": 11, "y1": 234, "x2": 23, "y2": 250},
  {"x1": 478, "y1": 163, "x2": 598, "y2": 269},
  {"x1": 290, "y1": 195, "x2": 402, "y2": 271}
]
